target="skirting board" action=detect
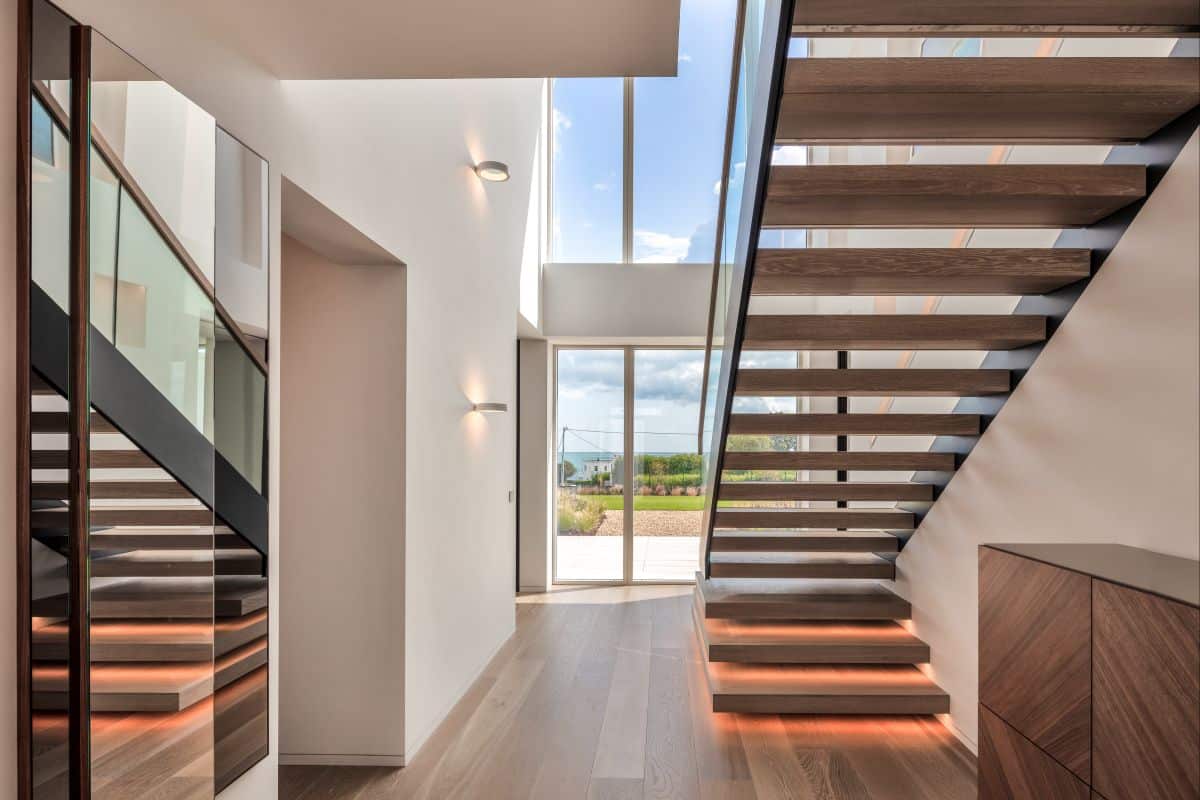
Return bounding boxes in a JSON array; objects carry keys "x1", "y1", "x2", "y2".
[{"x1": 280, "y1": 754, "x2": 405, "y2": 767}]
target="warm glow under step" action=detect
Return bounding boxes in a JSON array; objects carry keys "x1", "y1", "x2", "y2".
[
  {"x1": 703, "y1": 661, "x2": 950, "y2": 714},
  {"x1": 694, "y1": 602, "x2": 930, "y2": 664}
]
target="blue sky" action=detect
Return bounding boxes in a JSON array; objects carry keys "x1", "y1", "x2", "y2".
[
  {"x1": 551, "y1": 0, "x2": 737, "y2": 263},
  {"x1": 557, "y1": 349, "x2": 706, "y2": 461}
]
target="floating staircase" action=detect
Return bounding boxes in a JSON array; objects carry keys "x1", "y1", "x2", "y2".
[{"x1": 694, "y1": 0, "x2": 1198, "y2": 716}]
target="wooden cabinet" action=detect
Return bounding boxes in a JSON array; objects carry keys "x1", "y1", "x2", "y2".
[{"x1": 979, "y1": 544, "x2": 1200, "y2": 800}]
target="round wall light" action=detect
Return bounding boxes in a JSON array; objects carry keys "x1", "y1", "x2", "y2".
[{"x1": 474, "y1": 161, "x2": 510, "y2": 182}]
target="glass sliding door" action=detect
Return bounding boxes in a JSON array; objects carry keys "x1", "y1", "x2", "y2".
[
  {"x1": 554, "y1": 349, "x2": 625, "y2": 581},
  {"x1": 554, "y1": 346, "x2": 704, "y2": 583},
  {"x1": 633, "y1": 350, "x2": 705, "y2": 580}
]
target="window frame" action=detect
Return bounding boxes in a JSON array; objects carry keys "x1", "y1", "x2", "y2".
[{"x1": 552, "y1": 343, "x2": 705, "y2": 586}]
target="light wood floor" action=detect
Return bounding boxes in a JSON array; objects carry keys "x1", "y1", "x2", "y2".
[{"x1": 279, "y1": 585, "x2": 976, "y2": 799}]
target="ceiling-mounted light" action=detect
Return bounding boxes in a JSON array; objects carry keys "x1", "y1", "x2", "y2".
[
  {"x1": 474, "y1": 161, "x2": 510, "y2": 182},
  {"x1": 473, "y1": 402, "x2": 508, "y2": 414}
]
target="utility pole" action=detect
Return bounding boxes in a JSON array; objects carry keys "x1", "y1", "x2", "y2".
[{"x1": 559, "y1": 426, "x2": 568, "y2": 486}]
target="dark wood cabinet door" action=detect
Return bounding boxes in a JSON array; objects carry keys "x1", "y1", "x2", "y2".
[
  {"x1": 1093, "y1": 580, "x2": 1200, "y2": 800},
  {"x1": 979, "y1": 705, "x2": 1089, "y2": 800},
  {"x1": 979, "y1": 547, "x2": 1092, "y2": 782}
]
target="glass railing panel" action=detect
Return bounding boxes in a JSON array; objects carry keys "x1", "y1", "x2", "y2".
[
  {"x1": 215, "y1": 129, "x2": 269, "y2": 348},
  {"x1": 698, "y1": 0, "x2": 789, "y2": 574},
  {"x1": 215, "y1": 318, "x2": 267, "y2": 493},
  {"x1": 30, "y1": 95, "x2": 69, "y2": 314},
  {"x1": 89, "y1": 147, "x2": 120, "y2": 341},
  {"x1": 112, "y1": 179, "x2": 216, "y2": 439},
  {"x1": 90, "y1": 48, "x2": 216, "y2": 281}
]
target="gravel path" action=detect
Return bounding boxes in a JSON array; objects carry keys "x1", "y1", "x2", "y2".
[{"x1": 596, "y1": 510, "x2": 703, "y2": 537}]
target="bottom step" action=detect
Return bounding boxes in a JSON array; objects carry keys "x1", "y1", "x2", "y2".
[{"x1": 703, "y1": 660, "x2": 949, "y2": 715}]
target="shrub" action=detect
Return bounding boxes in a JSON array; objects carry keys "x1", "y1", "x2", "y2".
[
  {"x1": 670, "y1": 487, "x2": 685, "y2": 496},
  {"x1": 557, "y1": 494, "x2": 605, "y2": 535},
  {"x1": 685, "y1": 486, "x2": 699, "y2": 497},
  {"x1": 639, "y1": 486, "x2": 652, "y2": 496},
  {"x1": 655, "y1": 486, "x2": 668, "y2": 496}
]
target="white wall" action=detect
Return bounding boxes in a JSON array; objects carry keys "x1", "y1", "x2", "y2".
[
  {"x1": 279, "y1": 235, "x2": 406, "y2": 764},
  {"x1": 1, "y1": 0, "x2": 18, "y2": 792},
  {"x1": 542, "y1": 262, "x2": 712, "y2": 339},
  {"x1": 898, "y1": 131, "x2": 1200, "y2": 752},
  {"x1": 518, "y1": 339, "x2": 552, "y2": 592}
]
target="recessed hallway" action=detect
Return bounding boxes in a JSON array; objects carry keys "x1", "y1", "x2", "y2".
[{"x1": 279, "y1": 586, "x2": 976, "y2": 799}]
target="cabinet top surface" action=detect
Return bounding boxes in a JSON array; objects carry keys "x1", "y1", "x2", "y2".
[{"x1": 984, "y1": 543, "x2": 1200, "y2": 607}]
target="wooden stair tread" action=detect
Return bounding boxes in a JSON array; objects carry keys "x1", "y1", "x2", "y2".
[
  {"x1": 32, "y1": 480, "x2": 192, "y2": 501},
  {"x1": 31, "y1": 619, "x2": 213, "y2": 662},
  {"x1": 723, "y1": 450, "x2": 956, "y2": 472},
  {"x1": 698, "y1": 575, "x2": 912, "y2": 620},
  {"x1": 215, "y1": 639, "x2": 269, "y2": 691},
  {"x1": 31, "y1": 577, "x2": 266, "y2": 619},
  {"x1": 791, "y1": 0, "x2": 1200, "y2": 36},
  {"x1": 91, "y1": 551, "x2": 215, "y2": 578},
  {"x1": 719, "y1": 481, "x2": 933, "y2": 501},
  {"x1": 32, "y1": 449, "x2": 159, "y2": 469},
  {"x1": 710, "y1": 552, "x2": 896, "y2": 580},
  {"x1": 714, "y1": 507, "x2": 915, "y2": 529},
  {"x1": 752, "y1": 248, "x2": 1091, "y2": 295},
  {"x1": 728, "y1": 412, "x2": 981, "y2": 436},
  {"x1": 33, "y1": 662, "x2": 213, "y2": 713},
  {"x1": 764, "y1": 164, "x2": 1145, "y2": 228},
  {"x1": 31, "y1": 411, "x2": 117, "y2": 433},
  {"x1": 778, "y1": 58, "x2": 1200, "y2": 144},
  {"x1": 216, "y1": 609, "x2": 269, "y2": 657},
  {"x1": 703, "y1": 661, "x2": 950, "y2": 714},
  {"x1": 32, "y1": 506, "x2": 213, "y2": 528},
  {"x1": 743, "y1": 314, "x2": 1046, "y2": 350},
  {"x1": 736, "y1": 367, "x2": 1011, "y2": 397},
  {"x1": 693, "y1": 597, "x2": 930, "y2": 664},
  {"x1": 711, "y1": 531, "x2": 900, "y2": 553}
]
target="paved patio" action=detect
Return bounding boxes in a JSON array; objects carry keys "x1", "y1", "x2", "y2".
[{"x1": 556, "y1": 535, "x2": 700, "y2": 582}]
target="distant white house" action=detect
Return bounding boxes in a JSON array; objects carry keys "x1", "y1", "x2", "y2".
[{"x1": 578, "y1": 456, "x2": 615, "y2": 481}]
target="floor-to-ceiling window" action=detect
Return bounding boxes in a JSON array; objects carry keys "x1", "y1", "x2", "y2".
[
  {"x1": 549, "y1": 0, "x2": 737, "y2": 265},
  {"x1": 555, "y1": 347, "x2": 704, "y2": 583}
]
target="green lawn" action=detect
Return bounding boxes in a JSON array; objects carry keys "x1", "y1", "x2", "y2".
[{"x1": 592, "y1": 495, "x2": 704, "y2": 511}]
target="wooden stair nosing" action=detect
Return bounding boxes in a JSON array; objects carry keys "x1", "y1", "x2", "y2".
[
  {"x1": 718, "y1": 481, "x2": 933, "y2": 501},
  {"x1": 777, "y1": 57, "x2": 1200, "y2": 144},
  {"x1": 709, "y1": 553, "x2": 897, "y2": 580},
  {"x1": 714, "y1": 508, "x2": 915, "y2": 530},
  {"x1": 215, "y1": 639, "x2": 269, "y2": 692},
  {"x1": 751, "y1": 248, "x2": 1091, "y2": 296},
  {"x1": 722, "y1": 450, "x2": 956, "y2": 472},
  {"x1": 31, "y1": 620, "x2": 214, "y2": 663},
  {"x1": 33, "y1": 663, "x2": 213, "y2": 713},
  {"x1": 711, "y1": 530, "x2": 900, "y2": 553},
  {"x1": 734, "y1": 368, "x2": 1011, "y2": 398},
  {"x1": 727, "y1": 412, "x2": 981, "y2": 436},
  {"x1": 31, "y1": 507, "x2": 213, "y2": 529},
  {"x1": 763, "y1": 164, "x2": 1146, "y2": 228},
  {"x1": 742, "y1": 314, "x2": 1047, "y2": 351},
  {"x1": 697, "y1": 575, "x2": 913, "y2": 620},
  {"x1": 91, "y1": 551, "x2": 215, "y2": 579}
]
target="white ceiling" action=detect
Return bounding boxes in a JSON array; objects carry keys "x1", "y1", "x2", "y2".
[{"x1": 108, "y1": 0, "x2": 683, "y2": 79}]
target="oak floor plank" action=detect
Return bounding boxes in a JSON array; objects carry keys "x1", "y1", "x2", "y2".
[
  {"x1": 591, "y1": 610, "x2": 653, "y2": 780},
  {"x1": 643, "y1": 597, "x2": 700, "y2": 799},
  {"x1": 280, "y1": 588, "x2": 976, "y2": 800},
  {"x1": 528, "y1": 600, "x2": 628, "y2": 800}
]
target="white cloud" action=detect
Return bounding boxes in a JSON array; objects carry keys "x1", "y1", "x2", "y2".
[
  {"x1": 593, "y1": 182, "x2": 610, "y2": 191},
  {"x1": 633, "y1": 230, "x2": 691, "y2": 263},
  {"x1": 551, "y1": 108, "x2": 572, "y2": 156},
  {"x1": 679, "y1": 52, "x2": 693, "y2": 63}
]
